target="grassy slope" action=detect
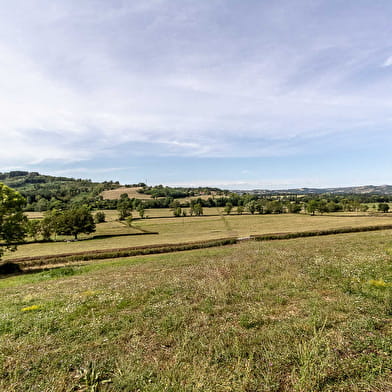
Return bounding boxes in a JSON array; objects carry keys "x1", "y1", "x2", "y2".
[
  {"x1": 0, "y1": 231, "x2": 391, "y2": 391},
  {"x1": 100, "y1": 187, "x2": 152, "y2": 200},
  {"x1": 6, "y1": 212, "x2": 392, "y2": 260}
]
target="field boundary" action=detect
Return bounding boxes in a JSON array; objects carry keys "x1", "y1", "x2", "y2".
[
  {"x1": 250, "y1": 223, "x2": 392, "y2": 241},
  {"x1": 6, "y1": 237, "x2": 238, "y2": 269}
]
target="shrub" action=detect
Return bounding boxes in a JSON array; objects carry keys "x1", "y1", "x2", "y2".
[{"x1": 94, "y1": 212, "x2": 106, "y2": 223}]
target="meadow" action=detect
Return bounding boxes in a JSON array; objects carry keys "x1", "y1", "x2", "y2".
[
  {"x1": 5, "y1": 209, "x2": 392, "y2": 262},
  {"x1": 0, "y1": 230, "x2": 391, "y2": 391}
]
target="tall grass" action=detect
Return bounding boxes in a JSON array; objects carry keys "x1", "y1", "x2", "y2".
[{"x1": 0, "y1": 230, "x2": 391, "y2": 391}]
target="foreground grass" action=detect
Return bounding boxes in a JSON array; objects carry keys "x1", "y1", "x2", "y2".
[{"x1": 1, "y1": 231, "x2": 391, "y2": 391}]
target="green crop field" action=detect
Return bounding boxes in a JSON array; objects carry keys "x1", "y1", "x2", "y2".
[
  {"x1": 0, "y1": 230, "x2": 391, "y2": 391},
  {"x1": 6, "y1": 211, "x2": 392, "y2": 262}
]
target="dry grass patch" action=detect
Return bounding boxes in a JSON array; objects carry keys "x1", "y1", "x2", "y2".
[{"x1": 101, "y1": 187, "x2": 152, "y2": 200}]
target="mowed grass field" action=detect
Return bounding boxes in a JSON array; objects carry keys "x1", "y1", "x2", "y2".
[
  {"x1": 0, "y1": 230, "x2": 391, "y2": 391},
  {"x1": 100, "y1": 187, "x2": 152, "y2": 200},
  {"x1": 7, "y1": 210, "x2": 392, "y2": 260}
]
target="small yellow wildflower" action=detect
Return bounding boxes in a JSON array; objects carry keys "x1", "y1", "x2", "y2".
[
  {"x1": 367, "y1": 279, "x2": 388, "y2": 288},
  {"x1": 21, "y1": 304, "x2": 41, "y2": 312},
  {"x1": 81, "y1": 290, "x2": 99, "y2": 296}
]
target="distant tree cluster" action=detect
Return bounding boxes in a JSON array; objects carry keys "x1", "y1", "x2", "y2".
[
  {"x1": 116, "y1": 194, "x2": 146, "y2": 220},
  {"x1": 137, "y1": 184, "x2": 221, "y2": 199}
]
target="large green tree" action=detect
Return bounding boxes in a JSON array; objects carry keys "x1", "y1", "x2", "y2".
[
  {"x1": 56, "y1": 207, "x2": 96, "y2": 240},
  {"x1": 0, "y1": 183, "x2": 27, "y2": 259}
]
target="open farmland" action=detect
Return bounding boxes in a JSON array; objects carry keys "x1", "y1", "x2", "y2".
[
  {"x1": 100, "y1": 187, "x2": 152, "y2": 200},
  {"x1": 0, "y1": 230, "x2": 391, "y2": 391},
  {"x1": 5, "y1": 211, "x2": 392, "y2": 262}
]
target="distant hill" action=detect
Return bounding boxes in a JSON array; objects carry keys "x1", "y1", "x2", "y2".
[
  {"x1": 0, "y1": 171, "x2": 223, "y2": 211},
  {"x1": 0, "y1": 171, "x2": 120, "y2": 211},
  {"x1": 1, "y1": 171, "x2": 392, "y2": 211},
  {"x1": 234, "y1": 185, "x2": 392, "y2": 195}
]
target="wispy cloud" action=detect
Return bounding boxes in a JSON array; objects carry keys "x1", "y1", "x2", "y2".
[{"x1": 0, "y1": 1, "x2": 392, "y2": 187}]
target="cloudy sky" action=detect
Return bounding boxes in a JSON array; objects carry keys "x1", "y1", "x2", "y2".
[{"x1": 1, "y1": 0, "x2": 392, "y2": 189}]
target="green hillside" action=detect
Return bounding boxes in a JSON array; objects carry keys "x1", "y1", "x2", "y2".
[{"x1": 0, "y1": 171, "x2": 120, "y2": 211}]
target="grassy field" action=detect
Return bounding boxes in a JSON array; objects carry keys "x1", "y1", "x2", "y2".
[
  {"x1": 101, "y1": 187, "x2": 153, "y2": 200},
  {"x1": 7, "y1": 211, "x2": 392, "y2": 261},
  {"x1": 0, "y1": 230, "x2": 391, "y2": 391}
]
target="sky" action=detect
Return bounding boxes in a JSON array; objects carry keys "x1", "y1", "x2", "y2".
[{"x1": 1, "y1": 0, "x2": 392, "y2": 189}]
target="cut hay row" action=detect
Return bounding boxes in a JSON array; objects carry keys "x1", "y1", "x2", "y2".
[
  {"x1": 251, "y1": 223, "x2": 392, "y2": 241},
  {"x1": 7, "y1": 238, "x2": 238, "y2": 269}
]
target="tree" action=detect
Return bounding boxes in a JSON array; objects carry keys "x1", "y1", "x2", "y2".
[
  {"x1": 306, "y1": 200, "x2": 318, "y2": 216},
  {"x1": 117, "y1": 194, "x2": 132, "y2": 220},
  {"x1": 236, "y1": 205, "x2": 244, "y2": 215},
  {"x1": 326, "y1": 201, "x2": 341, "y2": 213},
  {"x1": 56, "y1": 207, "x2": 96, "y2": 240},
  {"x1": 118, "y1": 205, "x2": 132, "y2": 220},
  {"x1": 40, "y1": 209, "x2": 61, "y2": 241},
  {"x1": 173, "y1": 206, "x2": 182, "y2": 217},
  {"x1": 224, "y1": 202, "x2": 233, "y2": 215},
  {"x1": 0, "y1": 183, "x2": 27, "y2": 259},
  {"x1": 26, "y1": 219, "x2": 41, "y2": 241},
  {"x1": 137, "y1": 204, "x2": 145, "y2": 219},
  {"x1": 360, "y1": 204, "x2": 369, "y2": 212},
  {"x1": 287, "y1": 202, "x2": 302, "y2": 214},
  {"x1": 378, "y1": 203, "x2": 390, "y2": 213},
  {"x1": 317, "y1": 200, "x2": 328, "y2": 215},
  {"x1": 191, "y1": 203, "x2": 203, "y2": 216},
  {"x1": 246, "y1": 200, "x2": 257, "y2": 215}
]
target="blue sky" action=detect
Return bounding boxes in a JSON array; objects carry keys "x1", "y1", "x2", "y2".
[{"x1": 1, "y1": 0, "x2": 392, "y2": 189}]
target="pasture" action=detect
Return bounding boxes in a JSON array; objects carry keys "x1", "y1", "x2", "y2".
[
  {"x1": 100, "y1": 187, "x2": 152, "y2": 200},
  {"x1": 0, "y1": 230, "x2": 391, "y2": 391},
  {"x1": 7, "y1": 210, "x2": 392, "y2": 262}
]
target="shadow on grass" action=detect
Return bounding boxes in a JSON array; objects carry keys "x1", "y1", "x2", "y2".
[{"x1": 90, "y1": 232, "x2": 158, "y2": 240}]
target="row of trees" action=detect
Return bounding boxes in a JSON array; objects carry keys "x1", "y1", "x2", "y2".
[
  {"x1": 27, "y1": 207, "x2": 96, "y2": 241},
  {"x1": 169, "y1": 199, "x2": 390, "y2": 217},
  {"x1": 168, "y1": 199, "x2": 348, "y2": 217}
]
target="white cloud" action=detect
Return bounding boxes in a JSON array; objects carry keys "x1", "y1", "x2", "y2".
[
  {"x1": 0, "y1": 0, "x2": 392, "y2": 168},
  {"x1": 382, "y1": 56, "x2": 392, "y2": 67}
]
